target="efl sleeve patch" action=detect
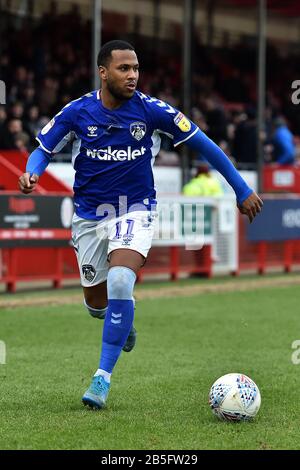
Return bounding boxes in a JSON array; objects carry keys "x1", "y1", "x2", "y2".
[{"x1": 174, "y1": 112, "x2": 191, "y2": 132}]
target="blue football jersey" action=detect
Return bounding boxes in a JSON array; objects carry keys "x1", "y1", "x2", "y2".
[{"x1": 36, "y1": 90, "x2": 199, "y2": 220}]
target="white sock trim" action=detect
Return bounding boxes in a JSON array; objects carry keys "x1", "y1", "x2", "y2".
[
  {"x1": 94, "y1": 368, "x2": 111, "y2": 383},
  {"x1": 83, "y1": 298, "x2": 107, "y2": 313}
]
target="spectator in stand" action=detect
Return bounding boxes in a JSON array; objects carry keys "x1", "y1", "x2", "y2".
[
  {"x1": 201, "y1": 96, "x2": 228, "y2": 145},
  {"x1": 9, "y1": 101, "x2": 36, "y2": 143},
  {"x1": 0, "y1": 118, "x2": 30, "y2": 150},
  {"x1": 182, "y1": 163, "x2": 224, "y2": 197},
  {"x1": 23, "y1": 86, "x2": 36, "y2": 109},
  {"x1": 38, "y1": 77, "x2": 59, "y2": 115},
  {"x1": 15, "y1": 132, "x2": 30, "y2": 152},
  {"x1": 24, "y1": 105, "x2": 49, "y2": 150},
  {"x1": 271, "y1": 117, "x2": 295, "y2": 165},
  {"x1": 191, "y1": 108, "x2": 209, "y2": 133},
  {"x1": 232, "y1": 108, "x2": 258, "y2": 167},
  {"x1": 26, "y1": 105, "x2": 41, "y2": 138},
  {"x1": 9, "y1": 66, "x2": 33, "y2": 103},
  {"x1": 9, "y1": 102, "x2": 25, "y2": 120},
  {"x1": 0, "y1": 106, "x2": 7, "y2": 135},
  {"x1": 0, "y1": 118, "x2": 22, "y2": 149},
  {"x1": 220, "y1": 68, "x2": 248, "y2": 103},
  {"x1": 0, "y1": 54, "x2": 10, "y2": 86}
]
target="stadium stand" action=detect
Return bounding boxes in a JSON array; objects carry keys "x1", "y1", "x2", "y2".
[{"x1": 0, "y1": 2, "x2": 299, "y2": 168}]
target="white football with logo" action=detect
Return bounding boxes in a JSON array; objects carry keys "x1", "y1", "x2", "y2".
[{"x1": 209, "y1": 373, "x2": 261, "y2": 421}]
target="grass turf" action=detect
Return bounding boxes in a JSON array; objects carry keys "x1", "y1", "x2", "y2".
[{"x1": 1, "y1": 282, "x2": 300, "y2": 449}]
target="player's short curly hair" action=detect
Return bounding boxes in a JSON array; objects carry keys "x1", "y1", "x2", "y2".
[{"x1": 97, "y1": 40, "x2": 135, "y2": 67}]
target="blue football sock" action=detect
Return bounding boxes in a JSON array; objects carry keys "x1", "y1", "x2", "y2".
[{"x1": 99, "y1": 266, "x2": 136, "y2": 374}]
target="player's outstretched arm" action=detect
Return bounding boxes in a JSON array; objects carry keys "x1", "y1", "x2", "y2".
[
  {"x1": 185, "y1": 130, "x2": 263, "y2": 222},
  {"x1": 18, "y1": 146, "x2": 51, "y2": 194}
]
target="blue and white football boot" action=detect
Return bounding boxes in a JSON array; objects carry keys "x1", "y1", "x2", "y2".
[{"x1": 82, "y1": 375, "x2": 110, "y2": 410}]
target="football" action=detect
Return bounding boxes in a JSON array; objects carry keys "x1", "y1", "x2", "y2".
[{"x1": 209, "y1": 373, "x2": 261, "y2": 421}]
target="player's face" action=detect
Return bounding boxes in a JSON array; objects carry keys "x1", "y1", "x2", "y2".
[{"x1": 100, "y1": 50, "x2": 139, "y2": 101}]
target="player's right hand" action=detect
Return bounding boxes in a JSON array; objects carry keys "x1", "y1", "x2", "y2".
[
  {"x1": 237, "y1": 191, "x2": 263, "y2": 223},
  {"x1": 18, "y1": 172, "x2": 39, "y2": 194}
]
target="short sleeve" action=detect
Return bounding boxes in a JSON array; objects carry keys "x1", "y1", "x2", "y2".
[
  {"x1": 146, "y1": 97, "x2": 199, "y2": 147},
  {"x1": 36, "y1": 101, "x2": 75, "y2": 154}
]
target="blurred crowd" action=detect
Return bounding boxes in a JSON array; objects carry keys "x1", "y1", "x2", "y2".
[{"x1": 0, "y1": 2, "x2": 299, "y2": 167}]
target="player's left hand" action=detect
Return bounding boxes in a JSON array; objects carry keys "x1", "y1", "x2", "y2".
[
  {"x1": 237, "y1": 192, "x2": 263, "y2": 223},
  {"x1": 18, "y1": 172, "x2": 39, "y2": 194}
]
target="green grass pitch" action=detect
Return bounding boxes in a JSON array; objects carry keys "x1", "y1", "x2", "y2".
[{"x1": 1, "y1": 278, "x2": 300, "y2": 450}]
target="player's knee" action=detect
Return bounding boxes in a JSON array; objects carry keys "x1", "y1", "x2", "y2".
[
  {"x1": 84, "y1": 289, "x2": 106, "y2": 308},
  {"x1": 107, "y1": 266, "x2": 136, "y2": 299}
]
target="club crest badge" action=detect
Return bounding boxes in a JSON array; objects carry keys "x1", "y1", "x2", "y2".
[
  {"x1": 130, "y1": 122, "x2": 146, "y2": 141},
  {"x1": 82, "y1": 264, "x2": 96, "y2": 282}
]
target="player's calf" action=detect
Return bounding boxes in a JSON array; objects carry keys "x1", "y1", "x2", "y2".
[
  {"x1": 83, "y1": 295, "x2": 137, "y2": 352},
  {"x1": 100, "y1": 266, "x2": 136, "y2": 371}
]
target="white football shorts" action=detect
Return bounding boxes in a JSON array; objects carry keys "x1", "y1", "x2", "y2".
[{"x1": 71, "y1": 210, "x2": 157, "y2": 287}]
